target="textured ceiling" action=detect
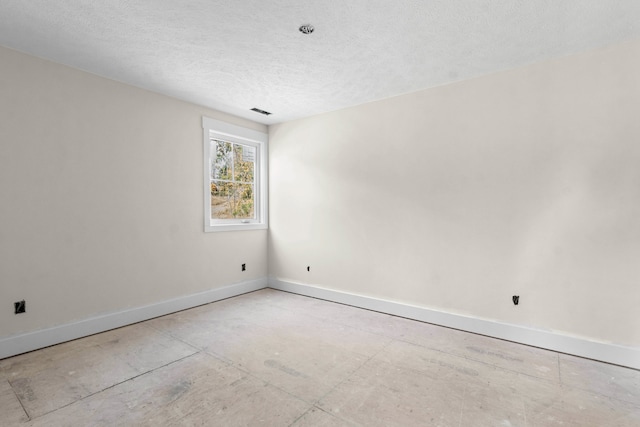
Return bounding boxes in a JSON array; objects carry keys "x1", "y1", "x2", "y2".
[{"x1": 1, "y1": 1, "x2": 639, "y2": 125}]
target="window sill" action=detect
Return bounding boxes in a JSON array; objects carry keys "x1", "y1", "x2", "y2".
[{"x1": 205, "y1": 223, "x2": 268, "y2": 232}]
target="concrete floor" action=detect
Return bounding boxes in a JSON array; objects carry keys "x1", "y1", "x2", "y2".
[{"x1": 1, "y1": 289, "x2": 638, "y2": 426}]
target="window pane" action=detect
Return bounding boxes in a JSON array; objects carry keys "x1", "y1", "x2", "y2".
[
  {"x1": 234, "y1": 144, "x2": 255, "y2": 183},
  {"x1": 210, "y1": 181, "x2": 254, "y2": 219},
  {"x1": 211, "y1": 140, "x2": 233, "y2": 180},
  {"x1": 233, "y1": 183, "x2": 255, "y2": 219},
  {"x1": 210, "y1": 181, "x2": 232, "y2": 219}
]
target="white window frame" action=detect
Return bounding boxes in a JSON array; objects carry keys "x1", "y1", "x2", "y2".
[{"x1": 203, "y1": 117, "x2": 268, "y2": 232}]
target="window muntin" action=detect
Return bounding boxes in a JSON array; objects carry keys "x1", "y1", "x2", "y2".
[{"x1": 203, "y1": 117, "x2": 267, "y2": 232}]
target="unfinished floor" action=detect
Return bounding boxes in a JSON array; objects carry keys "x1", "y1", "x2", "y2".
[{"x1": 0, "y1": 289, "x2": 638, "y2": 426}]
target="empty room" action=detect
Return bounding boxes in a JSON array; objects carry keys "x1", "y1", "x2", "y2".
[{"x1": 1, "y1": 1, "x2": 639, "y2": 426}]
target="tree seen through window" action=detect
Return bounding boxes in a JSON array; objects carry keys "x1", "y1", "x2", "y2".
[{"x1": 210, "y1": 139, "x2": 255, "y2": 219}]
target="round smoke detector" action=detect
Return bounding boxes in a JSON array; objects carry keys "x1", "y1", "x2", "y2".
[{"x1": 299, "y1": 24, "x2": 314, "y2": 34}]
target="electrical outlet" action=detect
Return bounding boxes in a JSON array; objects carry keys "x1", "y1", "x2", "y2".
[
  {"x1": 14, "y1": 300, "x2": 26, "y2": 314},
  {"x1": 242, "y1": 263, "x2": 246, "y2": 271},
  {"x1": 512, "y1": 295, "x2": 520, "y2": 305}
]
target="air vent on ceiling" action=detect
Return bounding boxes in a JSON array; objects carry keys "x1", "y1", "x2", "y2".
[
  {"x1": 299, "y1": 24, "x2": 314, "y2": 35},
  {"x1": 251, "y1": 107, "x2": 272, "y2": 116}
]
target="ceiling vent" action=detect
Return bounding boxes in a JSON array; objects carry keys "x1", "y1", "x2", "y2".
[
  {"x1": 251, "y1": 107, "x2": 272, "y2": 116},
  {"x1": 299, "y1": 24, "x2": 314, "y2": 34}
]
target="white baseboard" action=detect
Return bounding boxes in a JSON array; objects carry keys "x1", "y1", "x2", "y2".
[
  {"x1": 3, "y1": 276, "x2": 637, "y2": 370},
  {"x1": 0, "y1": 277, "x2": 268, "y2": 360},
  {"x1": 269, "y1": 278, "x2": 640, "y2": 370}
]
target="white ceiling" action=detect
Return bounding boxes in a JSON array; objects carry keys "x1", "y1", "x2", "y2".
[{"x1": 1, "y1": 1, "x2": 639, "y2": 125}]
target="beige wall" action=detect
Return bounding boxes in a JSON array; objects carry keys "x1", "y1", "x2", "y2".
[
  {"x1": 0, "y1": 46, "x2": 267, "y2": 338},
  {"x1": 269, "y1": 39, "x2": 640, "y2": 347},
  {"x1": 2, "y1": 37, "x2": 639, "y2": 350}
]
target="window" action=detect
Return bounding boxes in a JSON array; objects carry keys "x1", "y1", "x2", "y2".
[{"x1": 203, "y1": 117, "x2": 268, "y2": 232}]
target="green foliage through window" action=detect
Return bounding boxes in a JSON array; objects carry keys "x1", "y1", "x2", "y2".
[{"x1": 210, "y1": 139, "x2": 255, "y2": 220}]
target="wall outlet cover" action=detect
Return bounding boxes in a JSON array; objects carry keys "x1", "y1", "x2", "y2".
[{"x1": 14, "y1": 300, "x2": 26, "y2": 314}]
